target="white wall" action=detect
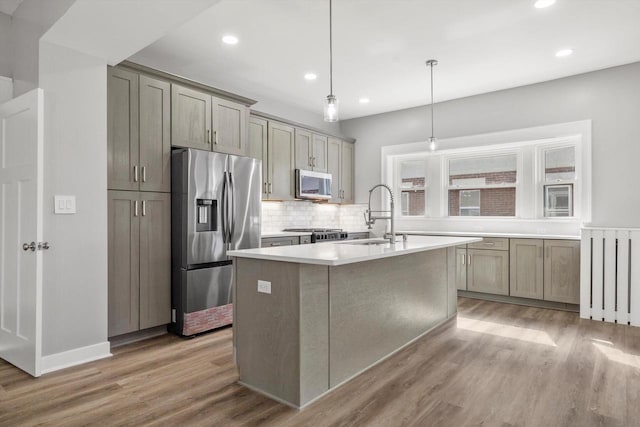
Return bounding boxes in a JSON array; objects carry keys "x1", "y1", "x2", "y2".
[
  {"x1": 38, "y1": 41, "x2": 109, "y2": 356},
  {"x1": 9, "y1": 0, "x2": 75, "y2": 96},
  {"x1": 340, "y1": 62, "x2": 640, "y2": 228},
  {"x1": 0, "y1": 76, "x2": 12, "y2": 103}
]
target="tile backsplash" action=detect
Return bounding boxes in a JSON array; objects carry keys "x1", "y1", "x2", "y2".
[{"x1": 261, "y1": 201, "x2": 385, "y2": 234}]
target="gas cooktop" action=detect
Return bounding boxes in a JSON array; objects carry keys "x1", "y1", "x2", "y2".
[
  {"x1": 283, "y1": 228, "x2": 343, "y2": 232},
  {"x1": 282, "y1": 228, "x2": 348, "y2": 243}
]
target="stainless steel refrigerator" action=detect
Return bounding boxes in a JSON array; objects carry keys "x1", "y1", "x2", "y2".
[{"x1": 171, "y1": 148, "x2": 261, "y2": 336}]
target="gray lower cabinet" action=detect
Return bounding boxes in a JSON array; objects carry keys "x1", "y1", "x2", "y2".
[
  {"x1": 467, "y1": 249, "x2": 509, "y2": 295},
  {"x1": 455, "y1": 247, "x2": 467, "y2": 290},
  {"x1": 544, "y1": 240, "x2": 580, "y2": 304},
  {"x1": 108, "y1": 190, "x2": 171, "y2": 337},
  {"x1": 261, "y1": 236, "x2": 300, "y2": 247},
  {"x1": 510, "y1": 239, "x2": 544, "y2": 299}
]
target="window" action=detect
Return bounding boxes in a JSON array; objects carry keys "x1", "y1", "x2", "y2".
[
  {"x1": 459, "y1": 190, "x2": 480, "y2": 216},
  {"x1": 448, "y1": 154, "x2": 517, "y2": 217},
  {"x1": 543, "y1": 146, "x2": 575, "y2": 217},
  {"x1": 398, "y1": 160, "x2": 426, "y2": 216}
]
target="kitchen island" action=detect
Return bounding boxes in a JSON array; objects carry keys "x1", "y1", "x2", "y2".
[{"x1": 228, "y1": 235, "x2": 481, "y2": 408}]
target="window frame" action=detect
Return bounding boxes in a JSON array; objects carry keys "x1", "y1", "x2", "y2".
[
  {"x1": 394, "y1": 156, "x2": 428, "y2": 218},
  {"x1": 536, "y1": 142, "x2": 580, "y2": 219}
]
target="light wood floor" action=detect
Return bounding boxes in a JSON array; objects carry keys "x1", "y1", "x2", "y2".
[{"x1": 1, "y1": 297, "x2": 639, "y2": 427}]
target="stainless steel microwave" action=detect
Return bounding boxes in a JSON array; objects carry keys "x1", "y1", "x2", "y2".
[{"x1": 295, "y1": 169, "x2": 332, "y2": 200}]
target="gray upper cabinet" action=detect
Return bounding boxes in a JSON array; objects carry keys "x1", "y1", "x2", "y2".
[
  {"x1": 139, "y1": 192, "x2": 171, "y2": 330},
  {"x1": 107, "y1": 67, "x2": 139, "y2": 191},
  {"x1": 295, "y1": 129, "x2": 328, "y2": 172},
  {"x1": 341, "y1": 142, "x2": 355, "y2": 204},
  {"x1": 139, "y1": 75, "x2": 171, "y2": 193},
  {"x1": 544, "y1": 240, "x2": 580, "y2": 304},
  {"x1": 327, "y1": 137, "x2": 342, "y2": 203},
  {"x1": 312, "y1": 134, "x2": 328, "y2": 172},
  {"x1": 295, "y1": 128, "x2": 313, "y2": 170},
  {"x1": 171, "y1": 84, "x2": 212, "y2": 151},
  {"x1": 267, "y1": 121, "x2": 295, "y2": 200},
  {"x1": 510, "y1": 239, "x2": 544, "y2": 299},
  {"x1": 249, "y1": 117, "x2": 268, "y2": 196},
  {"x1": 467, "y1": 249, "x2": 509, "y2": 295},
  {"x1": 108, "y1": 191, "x2": 140, "y2": 337},
  {"x1": 212, "y1": 96, "x2": 248, "y2": 156}
]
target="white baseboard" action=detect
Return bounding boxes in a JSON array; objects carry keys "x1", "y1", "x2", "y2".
[{"x1": 40, "y1": 342, "x2": 112, "y2": 375}]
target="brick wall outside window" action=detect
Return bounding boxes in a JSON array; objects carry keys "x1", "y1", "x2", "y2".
[
  {"x1": 448, "y1": 171, "x2": 516, "y2": 216},
  {"x1": 401, "y1": 178, "x2": 425, "y2": 216}
]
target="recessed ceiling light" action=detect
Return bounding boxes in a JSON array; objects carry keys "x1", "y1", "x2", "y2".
[
  {"x1": 304, "y1": 73, "x2": 317, "y2": 81},
  {"x1": 222, "y1": 35, "x2": 239, "y2": 45},
  {"x1": 359, "y1": 97, "x2": 370, "y2": 104},
  {"x1": 555, "y1": 48, "x2": 573, "y2": 58},
  {"x1": 534, "y1": 0, "x2": 556, "y2": 8}
]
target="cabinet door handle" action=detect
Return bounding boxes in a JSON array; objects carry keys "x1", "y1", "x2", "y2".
[
  {"x1": 134, "y1": 200, "x2": 138, "y2": 217},
  {"x1": 141, "y1": 166, "x2": 146, "y2": 183},
  {"x1": 214, "y1": 130, "x2": 218, "y2": 145},
  {"x1": 142, "y1": 200, "x2": 146, "y2": 217},
  {"x1": 263, "y1": 182, "x2": 268, "y2": 194},
  {"x1": 462, "y1": 254, "x2": 465, "y2": 265},
  {"x1": 133, "y1": 165, "x2": 139, "y2": 182},
  {"x1": 207, "y1": 129, "x2": 211, "y2": 144},
  {"x1": 468, "y1": 255, "x2": 471, "y2": 265},
  {"x1": 270, "y1": 242, "x2": 281, "y2": 246}
]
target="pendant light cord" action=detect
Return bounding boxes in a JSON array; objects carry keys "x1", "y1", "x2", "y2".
[
  {"x1": 430, "y1": 61, "x2": 434, "y2": 140},
  {"x1": 329, "y1": 0, "x2": 333, "y2": 96}
]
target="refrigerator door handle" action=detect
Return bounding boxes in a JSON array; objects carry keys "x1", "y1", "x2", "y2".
[
  {"x1": 229, "y1": 172, "x2": 236, "y2": 241},
  {"x1": 221, "y1": 171, "x2": 228, "y2": 243}
]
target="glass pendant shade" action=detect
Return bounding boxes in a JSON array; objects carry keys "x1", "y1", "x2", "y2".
[
  {"x1": 428, "y1": 136, "x2": 437, "y2": 152},
  {"x1": 324, "y1": 95, "x2": 339, "y2": 122}
]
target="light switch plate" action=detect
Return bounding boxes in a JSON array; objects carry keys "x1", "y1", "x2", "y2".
[
  {"x1": 257, "y1": 280, "x2": 271, "y2": 294},
  {"x1": 54, "y1": 195, "x2": 76, "y2": 214}
]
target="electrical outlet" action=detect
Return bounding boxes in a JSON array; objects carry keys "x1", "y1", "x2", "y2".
[{"x1": 257, "y1": 280, "x2": 271, "y2": 294}]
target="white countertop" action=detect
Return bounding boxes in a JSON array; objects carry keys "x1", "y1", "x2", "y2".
[
  {"x1": 400, "y1": 230, "x2": 581, "y2": 240},
  {"x1": 229, "y1": 235, "x2": 482, "y2": 266}
]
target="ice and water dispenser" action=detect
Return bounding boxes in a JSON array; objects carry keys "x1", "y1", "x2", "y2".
[{"x1": 196, "y1": 199, "x2": 217, "y2": 232}]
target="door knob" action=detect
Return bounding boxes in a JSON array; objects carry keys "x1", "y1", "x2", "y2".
[{"x1": 23, "y1": 242, "x2": 36, "y2": 252}]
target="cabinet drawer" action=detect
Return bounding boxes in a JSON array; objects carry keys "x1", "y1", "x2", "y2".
[
  {"x1": 467, "y1": 237, "x2": 509, "y2": 251},
  {"x1": 261, "y1": 236, "x2": 299, "y2": 247}
]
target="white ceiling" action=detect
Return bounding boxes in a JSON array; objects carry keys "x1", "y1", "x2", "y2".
[
  {"x1": 130, "y1": 0, "x2": 640, "y2": 120},
  {"x1": 0, "y1": 0, "x2": 23, "y2": 16}
]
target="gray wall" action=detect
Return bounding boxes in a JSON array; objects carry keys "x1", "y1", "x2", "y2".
[
  {"x1": 340, "y1": 62, "x2": 640, "y2": 228},
  {"x1": 0, "y1": 12, "x2": 10, "y2": 78}
]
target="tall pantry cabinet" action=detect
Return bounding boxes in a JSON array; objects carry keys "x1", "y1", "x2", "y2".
[{"x1": 107, "y1": 66, "x2": 171, "y2": 338}]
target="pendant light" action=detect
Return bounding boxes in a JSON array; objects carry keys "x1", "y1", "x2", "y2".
[
  {"x1": 324, "y1": 0, "x2": 339, "y2": 122},
  {"x1": 426, "y1": 59, "x2": 438, "y2": 151}
]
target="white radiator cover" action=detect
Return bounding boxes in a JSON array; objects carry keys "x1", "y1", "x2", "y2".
[{"x1": 581, "y1": 227, "x2": 640, "y2": 325}]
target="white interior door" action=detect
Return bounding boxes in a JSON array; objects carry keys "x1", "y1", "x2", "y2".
[{"x1": 0, "y1": 89, "x2": 44, "y2": 377}]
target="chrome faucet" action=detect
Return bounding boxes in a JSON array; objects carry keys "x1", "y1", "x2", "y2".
[{"x1": 364, "y1": 184, "x2": 396, "y2": 244}]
